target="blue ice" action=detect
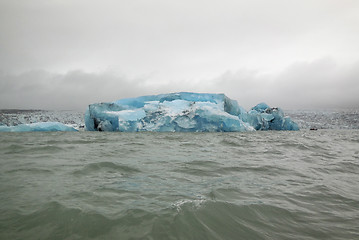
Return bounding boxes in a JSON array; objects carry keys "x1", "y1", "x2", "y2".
[
  {"x1": 85, "y1": 92, "x2": 299, "y2": 132},
  {"x1": 0, "y1": 122, "x2": 78, "y2": 132}
]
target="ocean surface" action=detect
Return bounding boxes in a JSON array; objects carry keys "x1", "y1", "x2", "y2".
[{"x1": 1, "y1": 110, "x2": 359, "y2": 239}]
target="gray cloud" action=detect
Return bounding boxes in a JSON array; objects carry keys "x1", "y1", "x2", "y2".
[
  {"x1": 1, "y1": 59, "x2": 358, "y2": 110},
  {"x1": 0, "y1": 70, "x2": 146, "y2": 110},
  {"x1": 1, "y1": 0, "x2": 359, "y2": 110},
  {"x1": 206, "y1": 59, "x2": 359, "y2": 109},
  {"x1": 1, "y1": 0, "x2": 358, "y2": 75}
]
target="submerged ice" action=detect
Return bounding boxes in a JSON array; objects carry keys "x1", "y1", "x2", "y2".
[
  {"x1": 0, "y1": 122, "x2": 78, "y2": 132},
  {"x1": 85, "y1": 92, "x2": 299, "y2": 132}
]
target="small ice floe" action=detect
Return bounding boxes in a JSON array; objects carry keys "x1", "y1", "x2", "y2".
[{"x1": 0, "y1": 122, "x2": 78, "y2": 132}]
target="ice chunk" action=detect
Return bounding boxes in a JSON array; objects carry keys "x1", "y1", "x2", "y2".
[
  {"x1": 85, "y1": 92, "x2": 299, "y2": 132},
  {"x1": 0, "y1": 122, "x2": 78, "y2": 132},
  {"x1": 251, "y1": 102, "x2": 270, "y2": 113},
  {"x1": 248, "y1": 103, "x2": 299, "y2": 131}
]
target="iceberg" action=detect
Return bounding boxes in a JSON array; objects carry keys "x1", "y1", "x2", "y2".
[
  {"x1": 0, "y1": 122, "x2": 78, "y2": 132},
  {"x1": 85, "y1": 92, "x2": 299, "y2": 132}
]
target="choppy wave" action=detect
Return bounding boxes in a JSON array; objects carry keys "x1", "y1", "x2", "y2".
[
  {"x1": 2, "y1": 199, "x2": 358, "y2": 240},
  {"x1": 1, "y1": 130, "x2": 359, "y2": 239},
  {"x1": 73, "y1": 162, "x2": 142, "y2": 176}
]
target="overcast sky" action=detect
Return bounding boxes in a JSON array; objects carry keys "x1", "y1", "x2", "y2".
[{"x1": 1, "y1": 0, "x2": 358, "y2": 110}]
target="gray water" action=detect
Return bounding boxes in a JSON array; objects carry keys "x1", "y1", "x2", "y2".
[{"x1": 1, "y1": 130, "x2": 359, "y2": 239}]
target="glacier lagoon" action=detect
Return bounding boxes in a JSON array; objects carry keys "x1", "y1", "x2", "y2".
[{"x1": 85, "y1": 92, "x2": 299, "y2": 132}]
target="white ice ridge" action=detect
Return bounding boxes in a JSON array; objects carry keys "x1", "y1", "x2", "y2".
[
  {"x1": 0, "y1": 122, "x2": 78, "y2": 132},
  {"x1": 84, "y1": 92, "x2": 299, "y2": 132}
]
